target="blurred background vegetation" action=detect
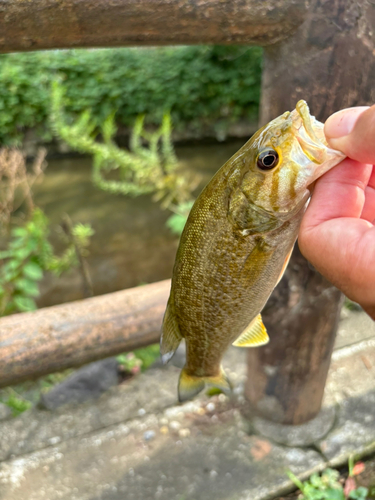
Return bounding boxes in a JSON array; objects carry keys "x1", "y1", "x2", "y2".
[
  {"x1": 0, "y1": 45, "x2": 262, "y2": 145},
  {"x1": 0, "y1": 44, "x2": 262, "y2": 310}
]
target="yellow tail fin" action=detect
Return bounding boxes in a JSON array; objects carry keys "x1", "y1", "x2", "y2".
[{"x1": 178, "y1": 367, "x2": 232, "y2": 403}]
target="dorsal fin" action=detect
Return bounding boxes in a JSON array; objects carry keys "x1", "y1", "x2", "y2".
[
  {"x1": 160, "y1": 298, "x2": 182, "y2": 364},
  {"x1": 232, "y1": 314, "x2": 269, "y2": 347}
]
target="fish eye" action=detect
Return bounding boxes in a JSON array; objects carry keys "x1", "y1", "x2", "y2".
[{"x1": 257, "y1": 149, "x2": 279, "y2": 170}]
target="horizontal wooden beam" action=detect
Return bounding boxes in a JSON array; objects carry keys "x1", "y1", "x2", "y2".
[
  {"x1": 0, "y1": 280, "x2": 171, "y2": 388},
  {"x1": 0, "y1": 0, "x2": 306, "y2": 53}
]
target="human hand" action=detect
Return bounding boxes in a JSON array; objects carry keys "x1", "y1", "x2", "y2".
[{"x1": 299, "y1": 105, "x2": 375, "y2": 319}]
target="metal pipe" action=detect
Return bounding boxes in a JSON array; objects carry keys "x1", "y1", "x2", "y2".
[{"x1": 0, "y1": 280, "x2": 170, "y2": 388}]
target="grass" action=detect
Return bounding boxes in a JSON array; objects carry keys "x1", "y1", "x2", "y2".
[
  {"x1": 2, "y1": 389, "x2": 32, "y2": 417},
  {"x1": 0, "y1": 369, "x2": 73, "y2": 417}
]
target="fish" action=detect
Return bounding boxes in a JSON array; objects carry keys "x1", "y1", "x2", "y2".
[{"x1": 161, "y1": 100, "x2": 345, "y2": 403}]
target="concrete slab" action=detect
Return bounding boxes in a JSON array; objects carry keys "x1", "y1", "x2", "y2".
[
  {"x1": 0, "y1": 347, "x2": 247, "y2": 462},
  {"x1": 0, "y1": 364, "x2": 179, "y2": 461},
  {"x1": 0, "y1": 309, "x2": 374, "y2": 500},
  {"x1": 336, "y1": 308, "x2": 375, "y2": 349},
  {"x1": 319, "y1": 337, "x2": 375, "y2": 465},
  {"x1": 0, "y1": 402, "x2": 323, "y2": 500}
]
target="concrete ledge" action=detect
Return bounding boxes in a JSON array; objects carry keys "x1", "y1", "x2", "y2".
[{"x1": 0, "y1": 310, "x2": 374, "y2": 500}]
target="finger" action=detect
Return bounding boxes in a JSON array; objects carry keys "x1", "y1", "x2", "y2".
[
  {"x1": 360, "y1": 166, "x2": 375, "y2": 222},
  {"x1": 367, "y1": 164, "x2": 375, "y2": 189},
  {"x1": 299, "y1": 217, "x2": 375, "y2": 308},
  {"x1": 324, "y1": 105, "x2": 375, "y2": 164},
  {"x1": 361, "y1": 186, "x2": 375, "y2": 223},
  {"x1": 301, "y1": 158, "x2": 372, "y2": 229}
]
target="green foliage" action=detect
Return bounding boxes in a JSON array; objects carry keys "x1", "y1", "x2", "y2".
[
  {"x1": 166, "y1": 201, "x2": 194, "y2": 235},
  {"x1": 0, "y1": 369, "x2": 73, "y2": 417},
  {"x1": 344, "y1": 297, "x2": 362, "y2": 311},
  {"x1": 117, "y1": 344, "x2": 160, "y2": 375},
  {"x1": 0, "y1": 46, "x2": 262, "y2": 145},
  {"x1": 71, "y1": 223, "x2": 95, "y2": 250},
  {"x1": 117, "y1": 353, "x2": 142, "y2": 375},
  {"x1": 0, "y1": 208, "x2": 93, "y2": 315},
  {"x1": 51, "y1": 80, "x2": 197, "y2": 213},
  {"x1": 287, "y1": 469, "x2": 368, "y2": 500},
  {"x1": 2, "y1": 389, "x2": 32, "y2": 417},
  {"x1": 133, "y1": 344, "x2": 160, "y2": 371}
]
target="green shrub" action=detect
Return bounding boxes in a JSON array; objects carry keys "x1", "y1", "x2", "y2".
[
  {"x1": 0, "y1": 46, "x2": 262, "y2": 144},
  {"x1": 0, "y1": 208, "x2": 94, "y2": 315}
]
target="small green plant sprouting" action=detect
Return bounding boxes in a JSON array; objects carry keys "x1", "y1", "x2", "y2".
[
  {"x1": 117, "y1": 344, "x2": 160, "y2": 376},
  {"x1": 287, "y1": 467, "x2": 368, "y2": 500},
  {"x1": 344, "y1": 297, "x2": 362, "y2": 312},
  {"x1": 0, "y1": 208, "x2": 94, "y2": 315},
  {"x1": 2, "y1": 389, "x2": 32, "y2": 417},
  {"x1": 133, "y1": 344, "x2": 160, "y2": 370},
  {"x1": 117, "y1": 353, "x2": 143, "y2": 376}
]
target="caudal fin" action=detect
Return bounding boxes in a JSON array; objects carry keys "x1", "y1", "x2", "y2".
[{"x1": 178, "y1": 367, "x2": 232, "y2": 403}]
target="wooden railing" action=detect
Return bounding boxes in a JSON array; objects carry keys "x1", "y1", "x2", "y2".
[
  {"x1": 0, "y1": 0, "x2": 306, "y2": 52},
  {"x1": 0, "y1": 280, "x2": 170, "y2": 388}
]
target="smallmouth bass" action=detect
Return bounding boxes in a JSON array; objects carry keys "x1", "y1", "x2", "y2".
[{"x1": 161, "y1": 101, "x2": 345, "y2": 402}]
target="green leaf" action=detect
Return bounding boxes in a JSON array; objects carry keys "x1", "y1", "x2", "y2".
[
  {"x1": 349, "y1": 487, "x2": 369, "y2": 500},
  {"x1": 11, "y1": 227, "x2": 28, "y2": 238},
  {"x1": 14, "y1": 278, "x2": 40, "y2": 297},
  {"x1": 12, "y1": 247, "x2": 31, "y2": 260},
  {"x1": 22, "y1": 262, "x2": 43, "y2": 280},
  {"x1": 166, "y1": 212, "x2": 188, "y2": 236},
  {"x1": 4, "y1": 391, "x2": 32, "y2": 416},
  {"x1": 286, "y1": 470, "x2": 305, "y2": 492},
  {"x1": 322, "y1": 488, "x2": 345, "y2": 500},
  {"x1": 13, "y1": 296, "x2": 37, "y2": 312}
]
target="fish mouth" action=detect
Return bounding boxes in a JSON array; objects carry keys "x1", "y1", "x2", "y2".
[{"x1": 290, "y1": 100, "x2": 345, "y2": 185}]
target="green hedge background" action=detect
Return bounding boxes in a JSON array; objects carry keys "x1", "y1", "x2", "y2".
[{"x1": 0, "y1": 45, "x2": 262, "y2": 145}]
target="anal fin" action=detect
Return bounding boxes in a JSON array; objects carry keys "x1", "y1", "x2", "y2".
[
  {"x1": 232, "y1": 314, "x2": 269, "y2": 347},
  {"x1": 160, "y1": 299, "x2": 182, "y2": 365}
]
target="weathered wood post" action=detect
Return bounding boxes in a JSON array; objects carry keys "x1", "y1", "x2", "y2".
[{"x1": 245, "y1": 0, "x2": 375, "y2": 425}]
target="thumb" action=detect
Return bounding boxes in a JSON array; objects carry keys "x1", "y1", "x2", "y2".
[{"x1": 324, "y1": 105, "x2": 375, "y2": 164}]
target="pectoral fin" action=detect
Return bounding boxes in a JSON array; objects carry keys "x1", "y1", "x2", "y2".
[
  {"x1": 276, "y1": 247, "x2": 293, "y2": 286},
  {"x1": 160, "y1": 299, "x2": 182, "y2": 364},
  {"x1": 232, "y1": 314, "x2": 269, "y2": 347}
]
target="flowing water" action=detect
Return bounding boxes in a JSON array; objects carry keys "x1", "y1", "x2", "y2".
[{"x1": 33, "y1": 140, "x2": 246, "y2": 308}]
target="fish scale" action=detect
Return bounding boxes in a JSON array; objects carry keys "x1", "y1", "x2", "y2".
[{"x1": 161, "y1": 100, "x2": 346, "y2": 402}]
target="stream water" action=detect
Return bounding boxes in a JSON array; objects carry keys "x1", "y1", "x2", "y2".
[{"x1": 33, "y1": 140, "x2": 245, "y2": 308}]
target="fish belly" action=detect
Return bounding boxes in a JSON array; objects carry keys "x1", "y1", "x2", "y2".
[{"x1": 173, "y1": 212, "x2": 302, "y2": 377}]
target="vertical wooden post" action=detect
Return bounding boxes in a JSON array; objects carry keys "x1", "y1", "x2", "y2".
[{"x1": 245, "y1": 0, "x2": 375, "y2": 425}]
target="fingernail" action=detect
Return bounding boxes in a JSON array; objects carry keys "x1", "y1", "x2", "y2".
[{"x1": 324, "y1": 107, "x2": 369, "y2": 139}]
